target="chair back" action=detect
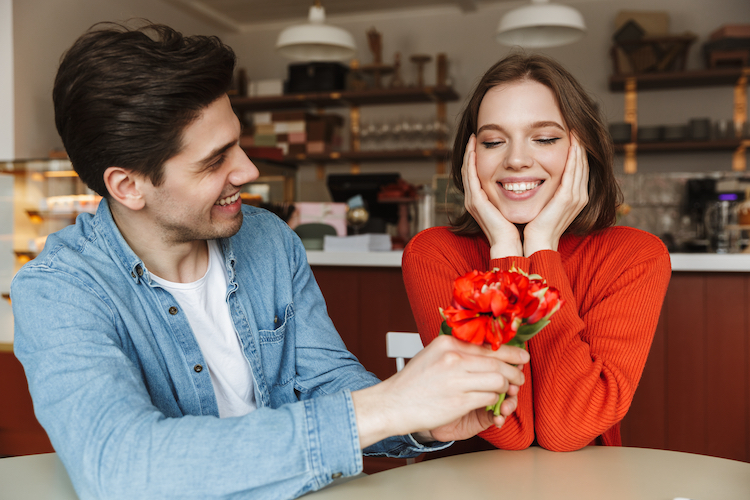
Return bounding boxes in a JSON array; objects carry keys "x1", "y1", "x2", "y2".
[{"x1": 385, "y1": 332, "x2": 424, "y2": 372}]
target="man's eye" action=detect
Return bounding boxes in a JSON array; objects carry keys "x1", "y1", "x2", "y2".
[{"x1": 209, "y1": 155, "x2": 226, "y2": 169}]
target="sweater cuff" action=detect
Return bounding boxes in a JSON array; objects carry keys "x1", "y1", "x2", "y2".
[
  {"x1": 527, "y1": 250, "x2": 568, "y2": 288},
  {"x1": 490, "y1": 256, "x2": 531, "y2": 274}
]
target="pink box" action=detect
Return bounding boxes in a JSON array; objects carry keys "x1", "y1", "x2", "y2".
[{"x1": 291, "y1": 202, "x2": 347, "y2": 236}]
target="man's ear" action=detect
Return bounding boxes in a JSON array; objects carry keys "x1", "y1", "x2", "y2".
[{"x1": 103, "y1": 166, "x2": 146, "y2": 211}]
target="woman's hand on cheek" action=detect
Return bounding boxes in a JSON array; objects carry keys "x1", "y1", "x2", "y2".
[
  {"x1": 462, "y1": 134, "x2": 523, "y2": 259},
  {"x1": 523, "y1": 134, "x2": 589, "y2": 255}
]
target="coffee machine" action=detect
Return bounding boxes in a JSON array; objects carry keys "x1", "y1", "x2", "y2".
[{"x1": 683, "y1": 178, "x2": 716, "y2": 252}]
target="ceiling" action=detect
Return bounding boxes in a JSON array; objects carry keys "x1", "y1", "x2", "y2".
[{"x1": 164, "y1": 0, "x2": 519, "y2": 32}]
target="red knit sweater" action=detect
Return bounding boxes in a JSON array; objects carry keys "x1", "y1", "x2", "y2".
[{"x1": 402, "y1": 225, "x2": 671, "y2": 451}]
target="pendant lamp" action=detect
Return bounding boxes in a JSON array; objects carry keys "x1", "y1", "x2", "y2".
[
  {"x1": 496, "y1": 0, "x2": 587, "y2": 48},
  {"x1": 276, "y1": 1, "x2": 356, "y2": 61}
]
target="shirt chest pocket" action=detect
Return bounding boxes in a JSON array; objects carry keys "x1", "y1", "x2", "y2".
[{"x1": 257, "y1": 303, "x2": 295, "y2": 390}]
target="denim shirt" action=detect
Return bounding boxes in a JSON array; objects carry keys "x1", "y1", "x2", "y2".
[{"x1": 12, "y1": 200, "x2": 447, "y2": 499}]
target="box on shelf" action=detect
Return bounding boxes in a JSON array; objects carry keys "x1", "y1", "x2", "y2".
[
  {"x1": 246, "y1": 111, "x2": 343, "y2": 157},
  {"x1": 290, "y1": 202, "x2": 348, "y2": 237},
  {"x1": 247, "y1": 79, "x2": 284, "y2": 97},
  {"x1": 285, "y1": 62, "x2": 349, "y2": 94},
  {"x1": 703, "y1": 24, "x2": 750, "y2": 68},
  {"x1": 710, "y1": 24, "x2": 750, "y2": 41}
]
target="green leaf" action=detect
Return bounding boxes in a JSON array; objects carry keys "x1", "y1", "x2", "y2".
[
  {"x1": 513, "y1": 319, "x2": 550, "y2": 342},
  {"x1": 439, "y1": 320, "x2": 453, "y2": 336}
]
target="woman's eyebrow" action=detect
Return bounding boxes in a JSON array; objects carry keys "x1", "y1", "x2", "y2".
[
  {"x1": 477, "y1": 123, "x2": 505, "y2": 134},
  {"x1": 477, "y1": 121, "x2": 566, "y2": 135},
  {"x1": 529, "y1": 120, "x2": 566, "y2": 131}
]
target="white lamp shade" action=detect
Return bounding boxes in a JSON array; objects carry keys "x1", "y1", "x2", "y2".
[
  {"x1": 496, "y1": 2, "x2": 586, "y2": 48},
  {"x1": 277, "y1": 24, "x2": 356, "y2": 61},
  {"x1": 276, "y1": 4, "x2": 356, "y2": 62}
]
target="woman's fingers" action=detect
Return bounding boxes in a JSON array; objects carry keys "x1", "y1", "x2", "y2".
[
  {"x1": 461, "y1": 135, "x2": 523, "y2": 257},
  {"x1": 523, "y1": 132, "x2": 589, "y2": 254}
]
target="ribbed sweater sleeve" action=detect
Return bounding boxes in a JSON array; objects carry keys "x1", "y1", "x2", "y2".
[{"x1": 402, "y1": 226, "x2": 671, "y2": 452}]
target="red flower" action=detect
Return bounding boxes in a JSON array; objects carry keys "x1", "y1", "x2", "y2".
[
  {"x1": 439, "y1": 265, "x2": 565, "y2": 415},
  {"x1": 440, "y1": 266, "x2": 564, "y2": 350}
]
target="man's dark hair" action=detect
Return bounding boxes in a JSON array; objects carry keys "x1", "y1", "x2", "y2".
[{"x1": 53, "y1": 22, "x2": 237, "y2": 197}]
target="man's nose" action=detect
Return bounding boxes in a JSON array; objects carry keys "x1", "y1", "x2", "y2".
[{"x1": 230, "y1": 151, "x2": 259, "y2": 186}]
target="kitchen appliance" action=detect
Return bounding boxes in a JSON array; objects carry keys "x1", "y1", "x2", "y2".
[{"x1": 704, "y1": 192, "x2": 741, "y2": 253}]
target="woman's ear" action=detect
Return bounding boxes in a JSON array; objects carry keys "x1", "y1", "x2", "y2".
[{"x1": 103, "y1": 166, "x2": 146, "y2": 211}]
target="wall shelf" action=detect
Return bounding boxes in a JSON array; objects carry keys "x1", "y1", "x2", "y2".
[
  {"x1": 614, "y1": 139, "x2": 748, "y2": 153},
  {"x1": 609, "y1": 68, "x2": 749, "y2": 91},
  {"x1": 263, "y1": 148, "x2": 452, "y2": 164},
  {"x1": 609, "y1": 68, "x2": 748, "y2": 172},
  {"x1": 231, "y1": 86, "x2": 459, "y2": 176},
  {"x1": 230, "y1": 86, "x2": 459, "y2": 111}
]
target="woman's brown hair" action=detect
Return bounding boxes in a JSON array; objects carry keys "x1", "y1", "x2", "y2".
[{"x1": 450, "y1": 53, "x2": 620, "y2": 235}]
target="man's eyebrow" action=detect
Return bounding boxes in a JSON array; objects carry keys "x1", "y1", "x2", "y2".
[{"x1": 196, "y1": 141, "x2": 235, "y2": 168}]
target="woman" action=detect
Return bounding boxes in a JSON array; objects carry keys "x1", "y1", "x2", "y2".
[{"x1": 403, "y1": 53, "x2": 671, "y2": 452}]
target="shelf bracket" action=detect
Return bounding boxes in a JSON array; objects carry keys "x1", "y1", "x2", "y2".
[
  {"x1": 349, "y1": 105, "x2": 361, "y2": 175},
  {"x1": 732, "y1": 71, "x2": 748, "y2": 171},
  {"x1": 436, "y1": 101, "x2": 447, "y2": 175},
  {"x1": 734, "y1": 69, "x2": 748, "y2": 135},
  {"x1": 733, "y1": 140, "x2": 749, "y2": 172},
  {"x1": 623, "y1": 78, "x2": 638, "y2": 174},
  {"x1": 624, "y1": 143, "x2": 638, "y2": 174}
]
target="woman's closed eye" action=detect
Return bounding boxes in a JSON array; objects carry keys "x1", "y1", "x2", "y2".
[
  {"x1": 536, "y1": 137, "x2": 561, "y2": 145},
  {"x1": 481, "y1": 140, "x2": 504, "y2": 148}
]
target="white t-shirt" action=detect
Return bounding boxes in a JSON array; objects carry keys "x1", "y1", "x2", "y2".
[{"x1": 151, "y1": 240, "x2": 256, "y2": 418}]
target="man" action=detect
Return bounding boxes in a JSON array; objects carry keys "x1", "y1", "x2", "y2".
[{"x1": 11, "y1": 22, "x2": 528, "y2": 499}]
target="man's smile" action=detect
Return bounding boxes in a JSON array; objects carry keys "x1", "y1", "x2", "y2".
[{"x1": 215, "y1": 192, "x2": 241, "y2": 206}]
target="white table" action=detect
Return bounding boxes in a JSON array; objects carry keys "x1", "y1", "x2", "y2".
[
  {"x1": 0, "y1": 453, "x2": 77, "y2": 499},
  {"x1": 307, "y1": 446, "x2": 750, "y2": 500},
  {"x1": 4, "y1": 447, "x2": 749, "y2": 499}
]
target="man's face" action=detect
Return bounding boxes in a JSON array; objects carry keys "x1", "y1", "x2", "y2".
[{"x1": 139, "y1": 94, "x2": 259, "y2": 244}]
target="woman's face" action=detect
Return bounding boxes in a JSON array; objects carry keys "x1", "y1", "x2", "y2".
[{"x1": 475, "y1": 79, "x2": 570, "y2": 224}]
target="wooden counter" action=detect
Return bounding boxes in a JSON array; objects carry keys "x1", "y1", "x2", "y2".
[
  {"x1": 311, "y1": 256, "x2": 750, "y2": 464},
  {"x1": 3, "y1": 252, "x2": 750, "y2": 466}
]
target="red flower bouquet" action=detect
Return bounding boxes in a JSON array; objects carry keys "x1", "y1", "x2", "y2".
[{"x1": 439, "y1": 265, "x2": 564, "y2": 415}]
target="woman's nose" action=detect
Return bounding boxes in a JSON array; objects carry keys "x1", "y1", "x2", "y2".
[{"x1": 504, "y1": 141, "x2": 532, "y2": 170}]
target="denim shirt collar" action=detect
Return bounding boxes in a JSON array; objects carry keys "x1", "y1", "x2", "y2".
[{"x1": 92, "y1": 198, "x2": 238, "y2": 287}]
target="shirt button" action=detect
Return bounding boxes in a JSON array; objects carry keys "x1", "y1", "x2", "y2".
[
  {"x1": 274, "y1": 316, "x2": 279, "y2": 324},
  {"x1": 131, "y1": 272, "x2": 136, "y2": 278},
  {"x1": 136, "y1": 266, "x2": 143, "y2": 277},
  {"x1": 331, "y1": 472, "x2": 342, "y2": 479},
  {"x1": 169, "y1": 306, "x2": 178, "y2": 315},
  {"x1": 194, "y1": 364, "x2": 203, "y2": 373}
]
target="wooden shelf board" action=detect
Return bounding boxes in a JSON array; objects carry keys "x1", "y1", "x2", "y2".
[
  {"x1": 614, "y1": 139, "x2": 746, "y2": 153},
  {"x1": 230, "y1": 86, "x2": 459, "y2": 111},
  {"x1": 264, "y1": 149, "x2": 452, "y2": 164},
  {"x1": 609, "y1": 68, "x2": 748, "y2": 92}
]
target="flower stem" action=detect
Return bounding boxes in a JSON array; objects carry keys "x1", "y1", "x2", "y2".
[{"x1": 486, "y1": 339, "x2": 527, "y2": 417}]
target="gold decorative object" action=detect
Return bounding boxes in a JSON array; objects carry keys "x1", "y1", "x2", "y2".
[{"x1": 347, "y1": 206, "x2": 369, "y2": 233}]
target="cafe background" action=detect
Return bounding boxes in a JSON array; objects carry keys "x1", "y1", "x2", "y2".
[{"x1": 2, "y1": 0, "x2": 750, "y2": 472}]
